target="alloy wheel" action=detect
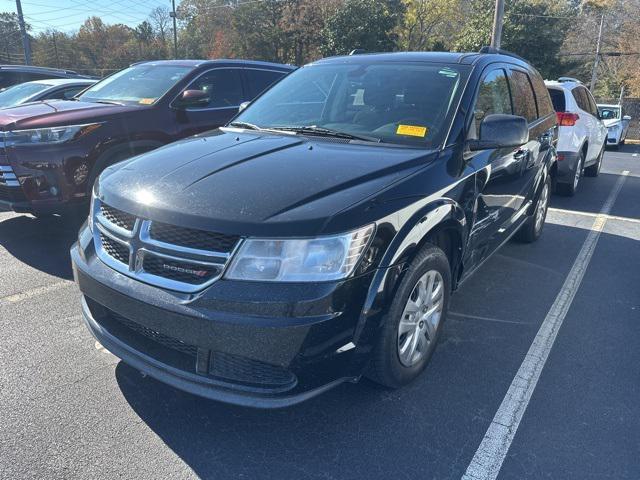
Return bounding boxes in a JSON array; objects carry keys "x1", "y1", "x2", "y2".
[
  {"x1": 535, "y1": 180, "x2": 550, "y2": 234},
  {"x1": 397, "y1": 270, "x2": 444, "y2": 367}
]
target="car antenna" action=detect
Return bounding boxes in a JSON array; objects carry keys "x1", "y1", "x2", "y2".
[{"x1": 349, "y1": 49, "x2": 366, "y2": 56}]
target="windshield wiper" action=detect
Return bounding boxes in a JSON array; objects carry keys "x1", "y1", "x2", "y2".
[
  {"x1": 269, "y1": 125, "x2": 381, "y2": 143},
  {"x1": 91, "y1": 100, "x2": 125, "y2": 106},
  {"x1": 227, "y1": 121, "x2": 261, "y2": 130}
]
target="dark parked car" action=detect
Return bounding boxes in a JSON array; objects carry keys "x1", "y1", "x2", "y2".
[
  {"x1": 0, "y1": 60, "x2": 294, "y2": 216},
  {"x1": 72, "y1": 49, "x2": 557, "y2": 408},
  {"x1": 0, "y1": 78, "x2": 97, "y2": 109},
  {"x1": 0, "y1": 65, "x2": 93, "y2": 90}
]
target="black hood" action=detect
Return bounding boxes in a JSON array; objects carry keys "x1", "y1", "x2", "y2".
[{"x1": 100, "y1": 129, "x2": 438, "y2": 236}]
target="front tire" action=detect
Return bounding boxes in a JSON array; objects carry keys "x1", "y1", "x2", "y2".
[
  {"x1": 515, "y1": 174, "x2": 551, "y2": 243},
  {"x1": 367, "y1": 244, "x2": 451, "y2": 388}
]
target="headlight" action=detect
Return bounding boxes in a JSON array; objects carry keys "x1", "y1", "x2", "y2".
[
  {"x1": 608, "y1": 123, "x2": 620, "y2": 131},
  {"x1": 88, "y1": 177, "x2": 99, "y2": 233},
  {"x1": 225, "y1": 224, "x2": 375, "y2": 282},
  {"x1": 1, "y1": 123, "x2": 101, "y2": 146}
]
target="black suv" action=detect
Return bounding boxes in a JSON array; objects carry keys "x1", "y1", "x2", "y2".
[
  {"x1": 72, "y1": 50, "x2": 557, "y2": 407},
  {"x1": 0, "y1": 65, "x2": 92, "y2": 89}
]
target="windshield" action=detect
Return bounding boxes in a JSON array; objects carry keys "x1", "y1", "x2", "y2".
[
  {"x1": 234, "y1": 62, "x2": 467, "y2": 147},
  {"x1": 78, "y1": 64, "x2": 192, "y2": 106},
  {"x1": 598, "y1": 106, "x2": 620, "y2": 120},
  {"x1": 0, "y1": 82, "x2": 49, "y2": 108}
]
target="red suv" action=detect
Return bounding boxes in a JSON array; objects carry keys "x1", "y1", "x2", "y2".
[{"x1": 0, "y1": 59, "x2": 294, "y2": 216}]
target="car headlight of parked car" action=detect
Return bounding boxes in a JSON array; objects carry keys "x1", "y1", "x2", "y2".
[
  {"x1": 608, "y1": 123, "x2": 620, "y2": 132},
  {"x1": 225, "y1": 224, "x2": 375, "y2": 282},
  {"x1": 0, "y1": 123, "x2": 102, "y2": 146},
  {"x1": 88, "y1": 177, "x2": 99, "y2": 233}
]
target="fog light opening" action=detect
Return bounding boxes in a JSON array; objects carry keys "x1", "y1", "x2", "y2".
[{"x1": 73, "y1": 163, "x2": 90, "y2": 185}]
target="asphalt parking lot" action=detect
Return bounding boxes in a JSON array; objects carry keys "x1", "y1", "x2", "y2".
[{"x1": 1, "y1": 145, "x2": 639, "y2": 480}]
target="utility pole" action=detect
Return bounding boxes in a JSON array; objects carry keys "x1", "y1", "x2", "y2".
[
  {"x1": 15, "y1": 0, "x2": 31, "y2": 65},
  {"x1": 618, "y1": 85, "x2": 624, "y2": 106},
  {"x1": 590, "y1": 14, "x2": 604, "y2": 92},
  {"x1": 491, "y1": 0, "x2": 505, "y2": 49},
  {"x1": 170, "y1": 0, "x2": 178, "y2": 59}
]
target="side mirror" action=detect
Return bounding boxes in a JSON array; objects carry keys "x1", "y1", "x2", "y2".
[
  {"x1": 468, "y1": 114, "x2": 529, "y2": 151},
  {"x1": 239, "y1": 101, "x2": 250, "y2": 113},
  {"x1": 623, "y1": 115, "x2": 632, "y2": 121},
  {"x1": 174, "y1": 89, "x2": 210, "y2": 108}
]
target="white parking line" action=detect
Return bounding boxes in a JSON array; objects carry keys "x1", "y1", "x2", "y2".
[
  {"x1": 0, "y1": 281, "x2": 74, "y2": 307},
  {"x1": 548, "y1": 208, "x2": 640, "y2": 225},
  {"x1": 462, "y1": 170, "x2": 629, "y2": 480}
]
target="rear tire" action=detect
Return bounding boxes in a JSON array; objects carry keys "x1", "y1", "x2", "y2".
[
  {"x1": 584, "y1": 146, "x2": 604, "y2": 177},
  {"x1": 367, "y1": 244, "x2": 451, "y2": 388},
  {"x1": 557, "y1": 151, "x2": 584, "y2": 196},
  {"x1": 515, "y1": 175, "x2": 551, "y2": 243}
]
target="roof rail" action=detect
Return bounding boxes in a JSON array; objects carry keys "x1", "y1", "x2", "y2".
[
  {"x1": 557, "y1": 76, "x2": 582, "y2": 84},
  {"x1": 0, "y1": 64, "x2": 78, "y2": 75},
  {"x1": 478, "y1": 46, "x2": 528, "y2": 63}
]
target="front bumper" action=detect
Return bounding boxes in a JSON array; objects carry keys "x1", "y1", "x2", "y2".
[{"x1": 71, "y1": 225, "x2": 380, "y2": 408}]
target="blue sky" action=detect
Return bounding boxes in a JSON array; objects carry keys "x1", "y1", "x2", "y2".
[{"x1": 2, "y1": 0, "x2": 181, "y2": 34}]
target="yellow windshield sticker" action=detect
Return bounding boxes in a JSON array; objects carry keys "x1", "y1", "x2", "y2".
[
  {"x1": 396, "y1": 124, "x2": 427, "y2": 137},
  {"x1": 139, "y1": 98, "x2": 155, "y2": 105}
]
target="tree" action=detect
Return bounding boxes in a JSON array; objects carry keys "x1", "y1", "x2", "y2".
[
  {"x1": 149, "y1": 6, "x2": 171, "y2": 46},
  {"x1": 0, "y1": 12, "x2": 27, "y2": 64},
  {"x1": 454, "y1": 0, "x2": 574, "y2": 78},
  {"x1": 320, "y1": 0, "x2": 400, "y2": 56},
  {"x1": 396, "y1": 0, "x2": 460, "y2": 51}
]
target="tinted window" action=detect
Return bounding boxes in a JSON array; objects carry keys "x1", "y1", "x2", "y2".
[
  {"x1": 235, "y1": 63, "x2": 467, "y2": 147},
  {"x1": 472, "y1": 68, "x2": 512, "y2": 137},
  {"x1": 585, "y1": 89, "x2": 598, "y2": 116},
  {"x1": 510, "y1": 70, "x2": 537, "y2": 122},
  {"x1": 245, "y1": 69, "x2": 286, "y2": 98},
  {"x1": 598, "y1": 106, "x2": 620, "y2": 120},
  {"x1": 189, "y1": 69, "x2": 243, "y2": 109},
  {"x1": 547, "y1": 88, "x2": 565, "y2": 112},
  {"x1": 43, "y1": 86, "x2": 86, "y2": 100},
  {"x1": 572, "y1": 87, "x2": 589, "y2": 112},
  {"x1": 531, "y1": 74, "x2": 554, "y2": 117}
]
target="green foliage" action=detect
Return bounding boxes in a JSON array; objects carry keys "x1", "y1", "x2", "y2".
[
  {"x1": 320, "y1": 0, "x2": 400, "y2": 56},
  {"x1": 454, "y1": 0, "x2": 575, "y2": 78}
]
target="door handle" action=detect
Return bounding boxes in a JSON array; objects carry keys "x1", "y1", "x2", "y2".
[{"x1": 514, "y1": 148, "x2": 529, "y2": 160}]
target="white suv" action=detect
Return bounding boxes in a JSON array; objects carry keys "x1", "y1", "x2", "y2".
[{"x1": 545, "y1": 78, "x2": 607, "y2": 196}]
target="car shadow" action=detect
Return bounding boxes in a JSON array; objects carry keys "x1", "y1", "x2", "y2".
[{"x1": 0, "y1": 213, "x2": 84, "y2": 280}]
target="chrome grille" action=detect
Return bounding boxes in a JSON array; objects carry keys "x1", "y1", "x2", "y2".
[{"x1": 93, "y1": 200, "x2": 239, "y2": 293}]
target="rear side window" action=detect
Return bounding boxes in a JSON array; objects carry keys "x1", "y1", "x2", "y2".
[
  {"x1": 510, "y1": 70, "x2": 537, "y2": 123},
  {"x1": 585, "y1": 89, "x2": 599, "y2": 116},
  {"x1": 531, "y1": 74, "x2": 554, "y2": 117},
  {"x1": 572, "y1": 87, "x2": 590, "y2": 113},
  {"x1": 245, "y1": 69, "x2": 287, "y2": 98},
  {"x1": 547, "y1": 88, "x2": 565, "y2": 112}
]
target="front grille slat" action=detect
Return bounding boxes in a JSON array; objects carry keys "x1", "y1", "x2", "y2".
[
  {"x1": 94, "y1": 201, "x2": 235, "y2": 292},
  {"x1": 150, "y1": 221, "x2": 239, "y2": 253},
  {"x1": 99, "y1": 233, "x2": 130, "y2": 265},
  {"x1": 100, "y1": 204, "x2": 136, "y2": 231}
]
